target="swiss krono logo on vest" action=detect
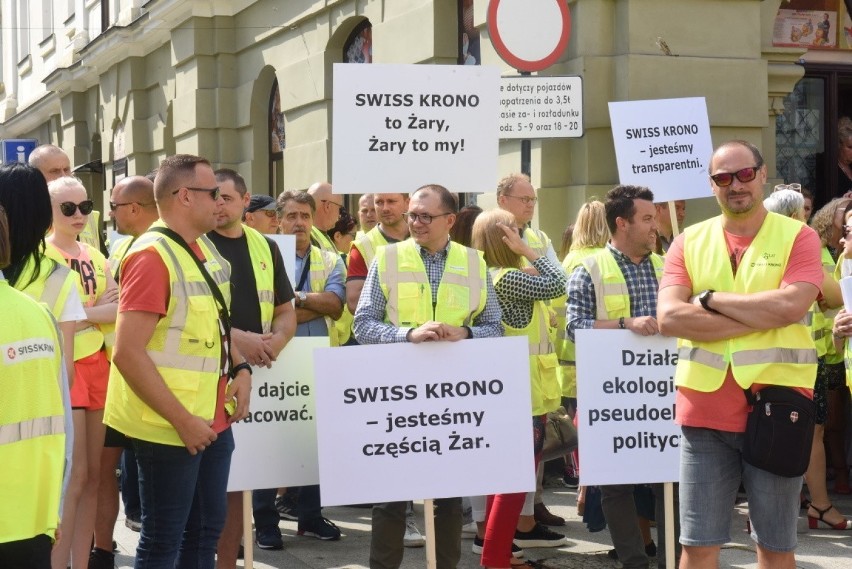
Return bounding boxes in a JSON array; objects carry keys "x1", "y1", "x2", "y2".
[
  {"x1": 750, "y1": 252, "x2": 781, "y2": 269},
  {"x1": 2, "y1": 338, "x2": 56, "y2": 364}
]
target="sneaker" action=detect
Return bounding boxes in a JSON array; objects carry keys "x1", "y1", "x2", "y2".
[
  {"x1": 298, "y1": 516, "x2": 341, "y2": 541},
  {"x1": 471, "y1": 536, "x2": 524, "y2": 557},
  {"x1": 255, "y1": 526, "x2": 284, "y2": 550},
  {"x1": 533, "y1": 502, "x2": 565, "y2": 526},
  {"x1": 513, "y1": 523, "x2": 568, "y2": 548},
  {"x1": 275, "y1": 495, "x2": 299, "y2": 521},
  {"x1": 124, "y1": 514, "x2": 141, "y2": 532},
  {"x1": 88, "y1": 547, "x2": 114, "y2": 569},
  {"x1": 461, "y1": 521, "x2": 478, "y2": 537},
  {"x1": 562, "y1": 474, "x2": 579, "y2": 489},
  {"x1": 403, "y1": 517, "x2": 425, "y2": 547}
]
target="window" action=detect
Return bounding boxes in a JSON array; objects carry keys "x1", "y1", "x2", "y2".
[{"x1": 343, "y1": 20, "x2": 372, "y2": 64}]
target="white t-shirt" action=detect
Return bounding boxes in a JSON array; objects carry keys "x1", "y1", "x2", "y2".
[{"x1": 60, "y1": 285, "x2": 88, "y2": 323}]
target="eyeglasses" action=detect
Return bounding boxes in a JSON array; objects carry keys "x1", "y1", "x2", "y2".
[
  {"x1": 773, "y1": 183, "x2": 802, "y2": 193},
  {"x1": 709, "y1": 166, "x2": 762, "y2": 187},
  {"x1": 258, "y1": 209, "x2": 283, "y2": 218},
  {"x1": 321, "y1": 199, "x2": 344, "y2": 210},
  {"x1": 59, "y1": 200, "x2": 94, "y2": 216},
  {"x1": 109, "y1": 201, "x2": 152, "y2": 211},
  {"x1": 504, "y1": 194, "x2": 538, "y2": 205},
  {"x1": 172, "y1": 186, "x2": 221, "y2": 200},
  {"x1": 405, "y1": 212, "x2": 451, "y2": 225}
]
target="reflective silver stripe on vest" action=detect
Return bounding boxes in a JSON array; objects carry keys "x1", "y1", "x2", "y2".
[
  {"x1": 41, "y1": 263, "x2": 66, "y2": 310},
  {"x1": 462, "y1": 247, "x2": 482, "y2": 327},
  {"x1": 584, "y1": 257, "x2": 628, "y2": 321},
  {"x1": 200, "y1": 234, "x2": 230, "y2": 288},
  {"x1": 0, "y1": 415, "x2": 64, "y2": 446},
  {"x1": 731, "y1": 347, "x2": 817, "y2": 366},
  {"x1": 361, "y1": 237, "x2": 377, "y2": 267},
  {"x1": 258, "y1": 290, "x2": 275, "y2": 304},
  {"x1": 557, "y1": 329, "x2": 569, "y2": 340},
  {"x1": 149, "y1": 351, "x2": 221, "y2": 374},
  {"x1": 813, "y1": 329, "x2": 826, "y2": 341},
  {"x1": 677, "y1": 346, "x2": 728, "y2": 371},
  {"x1": 382, "y1": 245, "x2": 404, "y2": 326},
  {"x1": 553, "y1": 305, "x2": 566, "y2": 318},
  {"x1": 801, "y1": 312, "x2": 813, "y2": 327}
]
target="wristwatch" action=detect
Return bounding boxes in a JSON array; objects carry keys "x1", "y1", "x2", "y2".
[
  {"x1": 698, "y1": 289, "x2": 718, "y2": 313},
  {"x1": 296, "y1": 291, "x2": 307, "y2": 306}
]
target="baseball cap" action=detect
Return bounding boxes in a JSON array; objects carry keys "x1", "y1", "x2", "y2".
[{"x1": 246, "y1": 195, "x2": 277, "y2": 213}]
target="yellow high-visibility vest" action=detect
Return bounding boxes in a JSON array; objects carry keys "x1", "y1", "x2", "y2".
[
  {"x1": 579, "y1": 248, "x2": 664, "y2": 320},
  {"x1": 492, "y1": 268, "x2": 560, "y2": 415},
  {"x1": 676, "y1": 214, "x2": 816, "y2": 391},
  {"x1": 104, "y1": 223, "x2": 232, "y2": 446},
  {"x1": 244, "y1": 225, "x2": 276, "y2": 333},
  {"x1": 13, "y1": 256, "x2": 76, "y2": 319},
  {"x1": 375, "y1": 240, "x2": 486, "y2": 328},
  {"x1": 0, "y1": 281, "x2": 65, "y2": 543},
  {"x1": 306, "y1": 246, "x2": 344, "y2": 347}
]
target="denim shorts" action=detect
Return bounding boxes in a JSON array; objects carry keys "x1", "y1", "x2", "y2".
[{"x1": 678, "y1": 426, "x2": 802, "y2": 552}]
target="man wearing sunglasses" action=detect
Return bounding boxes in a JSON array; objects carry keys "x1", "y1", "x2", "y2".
[
  {"x1": 307, "y1": 182, "x2": 345, "y2": 256},
  {"x1": 354, "y1": 184, "x2": 503, "y2": 569},
  {"x1": 658, "y1": 140, "x2": 824, "y2": 569},
  {"x1": 209, "y1": 168, "x2": 297, "y2": 559},
  {"x1": 243, "y1": 194, "x2": 282, "y2": 235},
  {"x1": 104, "y1": 154, "x2": 252, "y2": 567}
]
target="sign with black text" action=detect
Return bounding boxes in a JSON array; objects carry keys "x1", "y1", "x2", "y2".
[
  {"x1": 332, "y1": 63, "x2": 500, "y2": 194},
  {"x1": 576, "y1": 330, "x2": 680, "y2": 485},
  {"x1": 499, "y1": 76, "x2": 583, "y2": 139},
  {"x1": 313, "y1": 337, "x2": 534, "y2": 505}
]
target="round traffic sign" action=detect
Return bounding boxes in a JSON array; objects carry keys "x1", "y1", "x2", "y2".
[{"x1": 487, "y1": 0, "x2": 571, "y2": 72}]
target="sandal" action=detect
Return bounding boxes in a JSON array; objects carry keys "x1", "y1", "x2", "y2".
[{"x1": 807, "y1": 503, "x2": 852, "y2": 530}]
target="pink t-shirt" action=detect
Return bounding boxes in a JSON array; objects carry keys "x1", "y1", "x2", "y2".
[{"x1": 660, "y1": 223, "x2": 823, "y2": 432}]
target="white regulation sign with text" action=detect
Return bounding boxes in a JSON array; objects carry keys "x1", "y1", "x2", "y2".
[
  {"x1": 499, "y1": 76, "x2": 583, "y2": 139},
  {"x1": 313, "y1": 336, "x2": 534, "y2": 506},
  {"x1": 332, "y1": 63, "x2": 500, "y2": 194},
  {"x1": 608, "y1": 97, "x2": 713, "y2": 203},
  {"x1": 576, "y1": 330, "x2": 680, "y2": 485},
  {"x1": 227, "y1": 337, "x2": 329, "y2": 492}
]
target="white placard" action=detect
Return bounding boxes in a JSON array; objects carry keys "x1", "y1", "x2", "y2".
[
  {"x1": 227, "y1": 336, "x2": 329, "y2": 491},
  {"x1": 840, "y1": 276, "x2": 852, "y2": 313},
  {"x1": 331, "y1": 63, "x2": 500, "y2": 194},
  {"x1": 608, "y1": 97, "x2": 714, "y2": 203},
  {"x1": 576, "y1": 330, "x2": 680, "y2": 486},
  {"x1": 267, "y1": 234, "x2": 296, "y2": 289},
  {"x1": 499, "y1": 76, "x2": 583, "y2": 139},
  {"x1": 313, "y1": 337, "x2": 535, "y2": 506}
]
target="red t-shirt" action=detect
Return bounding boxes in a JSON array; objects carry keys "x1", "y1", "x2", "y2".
[
  {"x1": 346, "y1": 246, "x2": 369, "y2": 280},
  {"x1": 660, "y1": 224, "x2": 823, "y2": 432},
  {"x1": 120, "y1": 245, "x2": 229, "y2": 434}
]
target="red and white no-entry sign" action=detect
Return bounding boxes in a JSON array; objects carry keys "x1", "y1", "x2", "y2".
[{"x1": 487, "y1": 0, "x2": 571, "y2": 72}]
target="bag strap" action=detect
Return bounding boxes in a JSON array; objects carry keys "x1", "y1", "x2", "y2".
[
  {"x1": 149, "y1": 226, "x2": 232, "y2": 364},
  {"x1": 743, "y1": 387, "x2": 755, "y2": 406}
]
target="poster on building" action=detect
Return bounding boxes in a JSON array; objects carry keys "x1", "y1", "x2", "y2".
[
  {"x1": 312, "y1": 336, "x2": 535, "y2": 506},
  {"x1": 575, "y1": 330, "x2": 680, "y2": 486},
  {"x1": 332, "y1": 63, "x2": 500, "y2": 194},
  {"x1": 227, "y1": 337, "x2": 329, "y2": 491},
  {"x1": 773, "y1": 0, "x2": 841, "y2": 48},
  {"x1": 499, "y1": 76, "x2": 583, "y2": 139},
  {"x1": 608, "y1": 97, "x2": 713, "y2": 202}
]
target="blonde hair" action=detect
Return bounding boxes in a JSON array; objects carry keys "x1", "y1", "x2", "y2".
[
  {"x1": 570, "y1": 199, "x2": 609, "y2": 251},
  {"x1": 471, "y1": 209, "x2": 521, "y2": 269},
  {"x1": 496, "y1": 173, "x2": 531, "y2": 197},
  {"x1": 47, "y1": 176, "x2": 86, "y2": 198}
]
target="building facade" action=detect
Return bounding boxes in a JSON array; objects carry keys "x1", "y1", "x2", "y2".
[{"x1": 0, "y1": 0, "x2": 849, "y2": 240}]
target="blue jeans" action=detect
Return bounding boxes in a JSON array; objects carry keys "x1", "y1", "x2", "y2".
[
  {"x1": 132, "y1": 427, "x2": 235, "y2": 569},
  {"x1": 121, "y1": 447, "x2": 141, "y2": 519}
]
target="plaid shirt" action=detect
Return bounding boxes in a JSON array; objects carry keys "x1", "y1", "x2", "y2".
[
  {"x1": 566, "y1": 243, "x2": 659, "y2": 341},
  {"x1": 353, "y1": 239, "x2": 503, "y2": 344}
]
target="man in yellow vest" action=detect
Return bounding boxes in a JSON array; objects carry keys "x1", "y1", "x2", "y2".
[
  {"x1": 353, "y1": 184, "x2": 503, "y2": 569},
  {"x1": 346, "y1": 193, "x2": 410, "y2": 314},
  {"x1": 0, "y1": 205, "x2": 67, "y2": 569},
  {"x1": 657, "y1": 140, "x2": 823, "y2": 569},
  {"x1": 276, "y1": 189, "x2": 344, "y2": 541},
  {"x1": 357, "y1": 192, "x2": 378, "y2": 238},
  {"x1": 566, "y1": 185, "x2": 676, "y2": 569},
  {"x1": 307, "y1": 181, "x2": 345, "y2": 256},
  {"x1": 210, "y1": 168, "x2": 296, "y2": 558},
  {"x1": 497, "y1": 172, "x2": 565, "y2": 527},
  {"x1": 104, "y1": 154, "x2": 252, "y2": 566}
]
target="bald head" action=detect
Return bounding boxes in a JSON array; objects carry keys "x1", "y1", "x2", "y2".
[
  {"x1": 307, "y1": 181, "x2": 341, "y2": 231},
  {"x1": 29, "y1": 144, "x2": 71, "y2": 182},
  {"x1": 110, "y1": 176, "x2": 157, "y2": 236}
]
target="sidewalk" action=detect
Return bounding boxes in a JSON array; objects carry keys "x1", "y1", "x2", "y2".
[{"x1": 112, "y1": 485, "x2": 852, "y2": 568}]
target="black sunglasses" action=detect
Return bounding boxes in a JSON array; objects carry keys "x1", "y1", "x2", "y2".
[
  {"x1": 709, "y1": 165, "x2": 761, "y2": 187},
  {"x1": 172, "y1": 186, "x2": 221, "y2": 200},
  {"x1": 59, "y1": 200, "x2": 95, "y2": 216}
]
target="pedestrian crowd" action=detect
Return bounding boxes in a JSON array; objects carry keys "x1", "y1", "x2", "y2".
[{"x1": 2, "y1": 137, "x2": 852, "y2": 569}]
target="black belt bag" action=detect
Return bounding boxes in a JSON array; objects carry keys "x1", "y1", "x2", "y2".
[{"x1": 742, "y1": 386, "x2": 815, "y2": 478}]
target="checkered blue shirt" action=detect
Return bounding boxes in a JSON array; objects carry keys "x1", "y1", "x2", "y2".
[
  {"x1": 566, "y1": 243, "x2": 659, "y2": 341},
  {"x1": 353, "y1": 239, "x2": 503, "y2": 344}
]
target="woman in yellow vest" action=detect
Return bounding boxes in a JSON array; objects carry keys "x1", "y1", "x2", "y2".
[
  {"x1": 471, "y1": 209, "x2": 568, "y2": 569},
  {"x1": 0, "y1": 205, "x2": 67, "y2": 569},
  {"x1": 45, "y1": 176, "x2": 119, "y2": 569}
]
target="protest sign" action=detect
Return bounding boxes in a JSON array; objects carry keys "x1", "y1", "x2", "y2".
[
  {"x1": 227, "y1": 337, "x2": 329, "y2": 491},
  {"x1": 499, "y1": 76, "x2": 583, "y2": 139},
  {"x1": 608, "y1": 97, "x2": 713, "y2": 202},
  {"x1": 313, "y1": 336, "x2": 535, "y2": 506},
  {"x1": 576, "y1": 330, "x2": 680, "y2": 486},
  {"x1": 331, "y1": 63, "x2": 500, "y2": 194},
  {"x1": 268, "y1": 234, "x2": 296, "y2": 289}
]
